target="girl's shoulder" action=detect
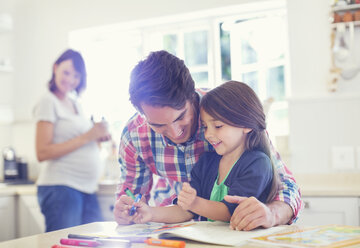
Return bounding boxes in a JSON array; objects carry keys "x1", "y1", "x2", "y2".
[
  {"x1": 240, "y1": 150, "x2": 271, "y2": 167},
  {"x1": 199, "y1": 151, "x2": 220, "y2": 161}
]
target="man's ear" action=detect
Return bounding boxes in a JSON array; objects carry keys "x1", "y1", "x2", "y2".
[
  {"x1": 53, "y1": 64, "x2": 58, "y2": 74},
  {"x1": 244, "y1": 128, "x2": 252, "y2": 134}
]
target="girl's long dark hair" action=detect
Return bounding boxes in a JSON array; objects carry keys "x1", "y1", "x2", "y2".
[{"x1": 201, "y1": 81, "x2": 281, "y2": 202}]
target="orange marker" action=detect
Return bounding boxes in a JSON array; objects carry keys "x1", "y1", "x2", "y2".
[{"x1": 145, "y1": 238, "x2": 186, "y2": 248}]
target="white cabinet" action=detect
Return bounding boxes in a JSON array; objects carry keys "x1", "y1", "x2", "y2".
[
  {"x1": 17, "y1": 194, "x2": 45, "y2": 237},
  {"x1": 297, "y1": 196, "x2": 359, "y2": 226},
  {"x1": 97, "y1": 194, "x2": 116, "y2": 221},
  {"x1": 0, "y1": 195, "x2": 16, "y2": 241}
]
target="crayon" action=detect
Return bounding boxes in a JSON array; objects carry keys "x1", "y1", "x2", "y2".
[
  {"x1": 125, "y1": 188, "x2": 136, "y2": 200},
  {"x1": 129, "y1": 193, "x2": 142, "y2": 216},
  {"x1": 145, "y1": 238, "x2": 186, "y2": 248}
]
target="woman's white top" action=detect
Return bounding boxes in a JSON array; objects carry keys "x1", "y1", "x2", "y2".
[{"x1": 34, "y1": 92, "x2": 103, "y2": 194}]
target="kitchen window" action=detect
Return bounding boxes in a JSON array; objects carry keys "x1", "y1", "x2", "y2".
[{"x1": 69, "y1": 2, "x2": 290, "y2": 148}]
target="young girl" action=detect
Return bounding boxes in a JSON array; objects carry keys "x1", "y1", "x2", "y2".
[{"x1": 125, "y1": 80, "x2": 280, "y2": 223}]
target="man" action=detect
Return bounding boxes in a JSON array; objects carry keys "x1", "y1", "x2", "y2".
[{"x1": 113, "y1": 50, "x2": 302, "y2": 230}]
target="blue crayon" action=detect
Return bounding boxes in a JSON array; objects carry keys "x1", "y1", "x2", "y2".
[{"x1": 129, "y1": 193, "x2": 142, "y2": 216}]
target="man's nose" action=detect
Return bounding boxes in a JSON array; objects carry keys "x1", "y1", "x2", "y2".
[{"x1": 168, "y1": 123, "x2": 182, "y2": 137}]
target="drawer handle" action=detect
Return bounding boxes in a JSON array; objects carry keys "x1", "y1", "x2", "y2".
[{"x1": 304, "y1": 201, "x2": 310, "y2": 209}]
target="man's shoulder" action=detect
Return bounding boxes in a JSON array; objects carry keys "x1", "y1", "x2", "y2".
[{"x1": 125, "y1": 113, "x2": 149, "y2": 133}]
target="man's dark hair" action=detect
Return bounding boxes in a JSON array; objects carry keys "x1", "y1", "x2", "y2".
[{"x1": 129, "y1": 50, "x2": 196, "y2": 113}]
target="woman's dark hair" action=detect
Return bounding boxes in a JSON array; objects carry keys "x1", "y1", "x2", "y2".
[
  {"x1": 201, "y1": 81, "x2": 281, "y2": 202},
  {"x1": 48, "y1": 49, "x2": 86, "y2": 95},
  {"x1": 129, "y1": 50, "x2": 196, "y2": 113}
]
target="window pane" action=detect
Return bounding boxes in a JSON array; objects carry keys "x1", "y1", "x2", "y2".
[
  {"x1": 184, "y1": 30, "x2": 208, "y2": 66},
  {"x1": 192, "y1": 71, "x2": 208, "y2": 87},
  {"x1": 163, "y1": 34, "x2": 178, "y2": 56},
  {"x1": 220, "y1": 23, "x2": 231, "y2": 81},
  {"x1": 267, "y1": 65, "x2": 285, "y2": 101},
  {"x1": 242, "y1": 71, "x2": 258, "y2": 95},
  {"x1": 241, "y1": 39, "x2": 257, "y2": 64}
]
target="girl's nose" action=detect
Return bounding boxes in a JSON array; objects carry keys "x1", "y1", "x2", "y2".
[{"x1": 204, "y1": 128, "x2": 212, "y2": 140}]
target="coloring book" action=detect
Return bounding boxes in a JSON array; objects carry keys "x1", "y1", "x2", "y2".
[
  {"x1": 251, "y1": 225, "x2": 360, "y2": 248},
  {"x1": 113, "y1": 220, "x2": 286, "y2": 246}
]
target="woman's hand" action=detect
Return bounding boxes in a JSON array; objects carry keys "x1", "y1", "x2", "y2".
[
  {"x1": 86, "y1": 121, "x2": 111, "y2": 142},
  {"x1": 177, "y1": 182, "x2": 197, "y2": 211}
]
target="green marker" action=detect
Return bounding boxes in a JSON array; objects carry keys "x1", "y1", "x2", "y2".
[{"x1": 125, "y1": 188, "x2": 136, "y2": 200}]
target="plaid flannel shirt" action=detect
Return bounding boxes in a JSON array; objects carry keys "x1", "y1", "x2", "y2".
[{"x1": 117, "y1": 90, "x2": 302, "y2": 223}]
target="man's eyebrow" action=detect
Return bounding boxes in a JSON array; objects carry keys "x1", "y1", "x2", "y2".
[
  {"x1": 173, "y1": 109, "x2": 186, "y2": 123},
  {"x1": 147, "y1": 109, "x2": 187, "y2": 127}
]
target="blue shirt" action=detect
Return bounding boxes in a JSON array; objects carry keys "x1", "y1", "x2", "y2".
[{"x1": 190, "y1": 150, "x2": 273, "y2": 221}]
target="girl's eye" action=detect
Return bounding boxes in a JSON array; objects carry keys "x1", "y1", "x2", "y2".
[
  {"x1": 201, "y1": 125, "x2": 207, "y2": 129},
  {"x1": 215, "y1": 125, "x2": 223, "y2": 129}
]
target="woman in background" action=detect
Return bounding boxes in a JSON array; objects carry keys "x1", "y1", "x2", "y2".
[{"x1": 34, "y1": 49, "x2": 111, "y2": 232}]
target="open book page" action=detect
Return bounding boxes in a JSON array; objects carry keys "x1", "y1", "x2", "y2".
[
  {"x1": 251, "y1": 225, "x2": 360, "y2": 248},
  {"x1": 156, "y1": 221, "x2": 286, "y2": 246},
  {"x1": 113, "y1": 221, "x2": 286, "y2": 246}
]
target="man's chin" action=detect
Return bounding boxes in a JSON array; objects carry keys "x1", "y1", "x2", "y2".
[{"x1": 169, "y1": 133, "x2": 189, "y2": 144}]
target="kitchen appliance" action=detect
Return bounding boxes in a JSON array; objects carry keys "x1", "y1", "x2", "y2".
[
  {"x1": 3, "y1": 147, "x2": 18, "y2": 180},
  {"x1": 2, "y1": 147, "x2": 31, "y2": 184}
]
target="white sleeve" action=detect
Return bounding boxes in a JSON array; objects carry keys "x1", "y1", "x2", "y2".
[{"x1": 33, "y1": 94, "x2": 57, "y2": 123}]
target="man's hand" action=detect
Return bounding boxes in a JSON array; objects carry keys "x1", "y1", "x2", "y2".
[
  {"x1": 177, "y1": 182, "x2": 197, "y2": 211},
  {"x1": 113, "y1": 195, "x2": 136, "y2": 224},
  {"x1": 224, "y1": 195, "x2": 292, "y2": 231}
]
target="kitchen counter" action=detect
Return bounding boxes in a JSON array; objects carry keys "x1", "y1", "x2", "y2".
[
  {"x1": 0, "y1": 181, "x2": 118, "y2": 197},
  {"x1": 295, "y1": 173, "x2": 360, "y2": 197},
  {"x1": 1, "y1": 174, "x2": 360, "y2": 197},
  {"x1": 0, "y1": 184, "x2": 36, "y2": 196}
]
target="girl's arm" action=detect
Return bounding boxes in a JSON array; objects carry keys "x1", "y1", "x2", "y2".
[
  {"x1": 132, "y1": 202, "x2": 194, "y2": 224},
  {"x1": 178, "y1": 182, "x2": 231, "y2": 222},
  {"x1": 150, "y1": 205, "x2": 194, "y2": 223},
  {"x1": 188, "y1": 197, "x2": 231, "y2": 222},
  {"x1": 36, "y1": 121, "x2": 108, "y2": 161}
]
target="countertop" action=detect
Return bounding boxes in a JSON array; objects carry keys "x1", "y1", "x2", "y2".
[
  {"x1": 0, "y1": 181, "x2": 118, "y2": 197},
  {"x1": 1, "y1": 173, "x2": 360, "y2": 197},
  {"x1": 295, "y1": 173, "x2": 360, "y2": 197},
  {"x1": 1, "y1": 221, "x2": 360, "y2": 248}
]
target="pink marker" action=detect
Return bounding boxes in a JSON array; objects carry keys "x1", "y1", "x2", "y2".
[{"x1": 60, "y1": 238, "x2": 100, "y2": 247}]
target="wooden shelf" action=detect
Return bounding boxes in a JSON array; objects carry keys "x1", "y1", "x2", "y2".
[{"x1": 331, "y1": 20, "x2": 360, "y2": 28}]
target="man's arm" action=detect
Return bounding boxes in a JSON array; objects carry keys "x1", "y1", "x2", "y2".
[
  {"x1": 224, "y1": 196, "x2": 293, "y2": 231},
  {"x1": 268, "y1": 200, "x2": 293, "y2": 226},
  {"x1": 114, "y1": 131, "x2": 153, "y2": 224}
]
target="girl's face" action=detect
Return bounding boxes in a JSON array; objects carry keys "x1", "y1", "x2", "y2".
[
  {"x1": 53, "y1": 59, "x2": 81, "y2": 97},
  {"x1": 200, "y1": 108, "x2": 251, "y2": 159}
]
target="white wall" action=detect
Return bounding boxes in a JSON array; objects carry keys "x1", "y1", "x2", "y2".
[
  {"x1": 287, "y1": 0, "x2": 360, "y2": 173},
  {"x1": 2, "y1": 0, "x2": 360, "y2": 177}
]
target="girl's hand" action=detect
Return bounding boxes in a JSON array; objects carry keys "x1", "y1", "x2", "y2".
[{"x1": 177, "y1": 182, "x2": 197, "y2": 211}]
